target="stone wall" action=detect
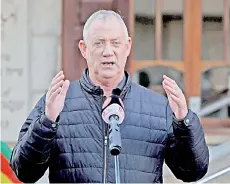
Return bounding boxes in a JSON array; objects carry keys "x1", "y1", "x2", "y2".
[{"x1": 1, "y1": 0, "x2": 62, "y2": 143}]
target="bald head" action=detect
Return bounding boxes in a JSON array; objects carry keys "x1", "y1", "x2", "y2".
[{"x1": 83, "y1": 10, "x2": 129, "y2": 42}]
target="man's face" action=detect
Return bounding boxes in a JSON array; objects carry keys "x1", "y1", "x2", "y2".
[{"x1": 79, "y1": 17, "x2": 132, "y2": 80}]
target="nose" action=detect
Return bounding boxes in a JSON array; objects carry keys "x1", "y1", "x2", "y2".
[{"x1": 103, "y1": 43, "x2": 114, "y2": 57}]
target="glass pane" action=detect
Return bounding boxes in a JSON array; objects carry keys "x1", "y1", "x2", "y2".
[
  {"x1": 201, "y1": 67, "x2": 230, "y2": 118},
  {"x1": 133, "y1": 0, "x2": 155, "y2": 60},
  {"x1": 162, "y1": 0, "x2": 184, "y2": 60},
  {"x1": 202, "y1": 0, "x2": 225, "y2": 61},
  {"x1": 132, "y1": 66, "x2": 184, "y2": 96}
]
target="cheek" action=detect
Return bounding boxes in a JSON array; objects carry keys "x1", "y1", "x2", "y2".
[
  {"x1": 90, "y1": 48, "x2": 102, "y2": 58},
  {"x1": 87, "y1": 50, "x2": 102, "y2": 67},
  {"x1": 86, "y1": 49, "x2": 95, "y2": 60},
  {"x1": 116, "y1": 49, "x2": 128, "y2": 63}
]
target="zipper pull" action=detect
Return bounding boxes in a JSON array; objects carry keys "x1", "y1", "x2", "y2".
[{"x1": 104, "y1": 136, "x2": 108, "y2": 146}]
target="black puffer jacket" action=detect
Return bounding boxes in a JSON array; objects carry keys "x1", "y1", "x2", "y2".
[{"x1": 10, "y1": 69, "x2": 209, "y2": 183}]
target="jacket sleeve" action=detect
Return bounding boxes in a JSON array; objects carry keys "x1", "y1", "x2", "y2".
[
  {"x1": 165, "y1": 102, "x2": 209, "y2": 182},
  {"x1": 10, "y1": 95, "x2": 58, "y2": 183}
]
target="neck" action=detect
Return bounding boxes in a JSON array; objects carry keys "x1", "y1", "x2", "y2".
[{"x1": 89, "y1": 72, "x2": 124, "y2": 97}]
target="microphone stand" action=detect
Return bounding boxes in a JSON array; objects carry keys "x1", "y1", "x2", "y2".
[
  {"x1": 109, "y1": 115, "x2": 122, "y2": 184},
  {"x1": 114, "y1": 155, "x2": 120, "y2": 183}
]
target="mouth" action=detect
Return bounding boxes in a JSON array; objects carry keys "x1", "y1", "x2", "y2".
[{"x1": 101, "y1": 62, "x2": 115, "y2": 66}]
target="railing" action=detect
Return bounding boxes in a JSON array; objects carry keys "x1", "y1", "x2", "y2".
[{"x1": 197, "y1": 95, "x2": 230, "y2": 117}]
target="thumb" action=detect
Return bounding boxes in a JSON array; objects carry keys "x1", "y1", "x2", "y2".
[{"x1": 60, "y1": 80, "x2": 70, "y2": 96}]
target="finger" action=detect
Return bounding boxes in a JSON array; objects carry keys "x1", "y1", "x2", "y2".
[
  {"x1": 60, "y1": 80, "x2": 70, "y2": 96},
  {"x1": 53, "y1": 71, "x2": 63, "y2": 81},
  {"x1": 163, "y1": 75, "x2": 176, "y2": 85},
  {"x1": 49, "y1": 80, "x2": 64, "y2": 96},
  {"x1": 49, "y1": 87, "x2": 62, "y2": 102},
  {"x1": 163, "y1": 78, "x2": 179, "y2": 89},
  {"x1": 47, "y1": 71, "x2": 63, "y2": 97},
  {"x1": 162, "y1": 81, "x2": 170, "y2": 95},
  {"x1": 164, "y1": 87, "x2": 170, "y2": 97},
  {"x1": 162, "y1": 80, "x2": 177, "y2": 90},
  {"x1": 163, "y1": 85, "x2": 178, "y2": 97},
  {"x1": 50, "y1": 74, "x2": 65, "y2": 89},
  {"x1": 163, "y1": 78, "x2": 182, "y2": 94},
  {"x1": 169, "y1": 93, "x2": 181, "y2": 104}
]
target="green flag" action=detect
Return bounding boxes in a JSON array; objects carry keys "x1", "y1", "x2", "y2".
[{"x1": 0, "y1": 140, "x2": 12, "y2": 161}]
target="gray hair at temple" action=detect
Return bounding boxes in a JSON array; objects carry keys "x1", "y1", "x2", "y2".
[{"x1": 83, "y1": 10, "x2": 129, "y2": 42}]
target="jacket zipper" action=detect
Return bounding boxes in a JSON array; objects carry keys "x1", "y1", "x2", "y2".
[
  {"x1": 101, "y1": 94, "x2": 108, "y2": 183},
  {"x1": 103, "y1": 134, "x2": 108, "y2": 183}
]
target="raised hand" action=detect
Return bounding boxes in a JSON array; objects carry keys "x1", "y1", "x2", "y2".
[
  {"x1": 162, "y1": 75, "x2": 188, "y2": 119},
  {"x1": 45, "y1": 71, "x2": 70, "y2": 121}
]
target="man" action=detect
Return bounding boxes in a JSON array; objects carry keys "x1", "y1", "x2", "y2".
[{"x1": 10, "y1": 10, "x2": 209, "y2": 183}]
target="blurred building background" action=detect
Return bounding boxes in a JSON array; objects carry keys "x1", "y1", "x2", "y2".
[{"x1": 1, "y1": 0, "x2": 230, "y2": 183}]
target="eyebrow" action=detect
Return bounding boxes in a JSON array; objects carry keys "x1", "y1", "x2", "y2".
[
  {"x1": 93, "y1": 37, "x2": 121, "y2": 41},
  {"x1": 111, "y1": 37, "x2": 121, "y2": 41}
]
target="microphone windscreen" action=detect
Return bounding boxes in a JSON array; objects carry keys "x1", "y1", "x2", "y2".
[
  {"x1": 102, "y1": 95, "x2": 124, "y2": 112},
  {"x1": 102, "y1": 97, "x2": 111, "y2": 109}
]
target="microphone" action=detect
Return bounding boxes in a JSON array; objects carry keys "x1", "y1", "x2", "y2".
[{"x1": 102, "y1": 89, "x2": 124, "y2": 156}]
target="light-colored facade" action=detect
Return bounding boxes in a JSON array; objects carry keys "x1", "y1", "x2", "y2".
[{"x1": 1, "y1": 0, "x2": 62, "y2": 142}]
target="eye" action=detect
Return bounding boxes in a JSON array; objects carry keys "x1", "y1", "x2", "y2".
[
  {"x1": 112, "y1": 41, "x2": 120, "y2": 46},
  {"x1": 94, "y1": 41, "x2": 104, "y2": 46}
]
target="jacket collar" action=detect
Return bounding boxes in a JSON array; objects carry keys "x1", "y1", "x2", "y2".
[{"x1": 79, "y1": 68, "x2": 131, "y2": 99}]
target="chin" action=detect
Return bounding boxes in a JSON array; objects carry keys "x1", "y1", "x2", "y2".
[{"x1": 100, "y1": 71, "x2": 117, "y2": 79}]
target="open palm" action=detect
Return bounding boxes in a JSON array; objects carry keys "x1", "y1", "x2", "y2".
[
  {"x1": 162, "y1": 75, "x2": 188, "y2": 119},
  {"x1": 45, "y1": 71, "x2": 70, "y2": 121}
]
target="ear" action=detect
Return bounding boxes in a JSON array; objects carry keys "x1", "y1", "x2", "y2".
[
  {"x1": 78, "y1": 40, "x2": 87, "y2": 58},
  {"x1": 125, "y1": 37, "x2": 132, "y2": 57}
]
